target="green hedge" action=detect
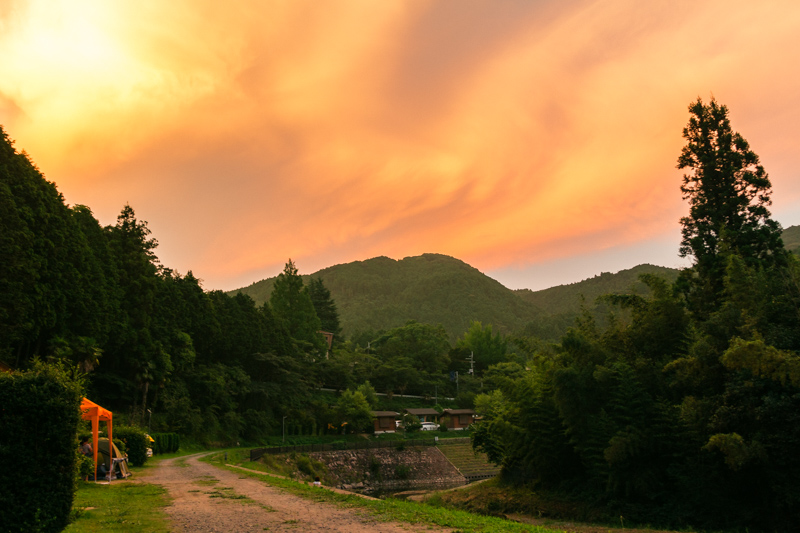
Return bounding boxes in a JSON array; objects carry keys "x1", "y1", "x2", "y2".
[
  {"x1": 0, "y1": 363, "x2": 84, "y2": 533},
  {"x1": 114, "y1": 425, "x2": 149, "y2": 467},
  {"x1": 152, "y1": 432, "x2": 180, "y2": 454}
]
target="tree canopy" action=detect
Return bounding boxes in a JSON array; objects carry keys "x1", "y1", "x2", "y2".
[
  {"x1": 678, "y1": 97, "x2": 786, "y2": 315},
  {"x1": 270, "y1": 259, "x2": 324, "y2": 353}
]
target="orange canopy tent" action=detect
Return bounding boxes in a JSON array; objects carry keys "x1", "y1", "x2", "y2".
[{"x1": 80, "y1": 397, "x2": 113, "y2": 482}]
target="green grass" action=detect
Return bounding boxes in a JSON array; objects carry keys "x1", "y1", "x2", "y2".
[
  {"x1": 65, "y1": 446, "x2": 209, "y2": 532},
  {"x1": 65, "y1": 481, "x2": 171, "y2": 532},
  {"x1": 438, "y1": 442, "x2": 500, "y2": 478},
  {"x1": 205, "y1": 451, "x2": 562, "y2": 532}
]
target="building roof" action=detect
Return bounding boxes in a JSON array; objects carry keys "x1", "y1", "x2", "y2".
[
  {"x1": 372, "y1": 411, "x2": 400, "y2": 418},
  {"x1": 404, "y1": 408, "x2": 439, "y2": 416},
  {"x1": 442, "y1": 409, "x2": 476, "y2": 415}
]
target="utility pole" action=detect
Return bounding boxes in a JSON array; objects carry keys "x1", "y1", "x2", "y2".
[{"x1": 467, "y1": 352, "x2": 475, "y2": 375}]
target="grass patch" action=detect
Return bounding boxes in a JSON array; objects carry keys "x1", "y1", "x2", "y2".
[
  {"x1": 205, "y1": 486, "x2": 252, "y2": 501},
  {"x1": 429, "y1": 477, "x2": 610, "y2": 524},
  {"x1": 66, "y1": 447, "x2": 216, "y2": 532},
  {"x1": 201, "y1": 448, "x2": 336, "y2": 486},
  {"x1": 172, "y1": 457, "x2": 191, "y2": 468},
  {"x1": 193, "y1": 476, "x2": 219, "y2": 486},
  {"x1": 208, "y1": 456, "x2": 560, "y2": 533},
  {"x1": 65, "y1": 481, "x2": 170, "y2": 532}
]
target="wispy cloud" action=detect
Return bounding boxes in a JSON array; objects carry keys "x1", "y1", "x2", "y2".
[{"x1": 1, "y1": 0, "x2": 799, "y2": 289}]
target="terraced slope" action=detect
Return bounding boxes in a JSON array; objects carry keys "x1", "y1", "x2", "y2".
[{"x1": 437, "y1": 442, "x2": 500, "y2": 481}]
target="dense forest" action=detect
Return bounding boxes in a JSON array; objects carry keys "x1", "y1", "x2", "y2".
[{"x1": 3, "y1": 96, "x2": 800, "y2": 531}]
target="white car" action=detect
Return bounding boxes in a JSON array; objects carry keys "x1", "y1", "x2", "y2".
[{"x1": 420, "y1": 422, "x2": 439, "y2": 431}]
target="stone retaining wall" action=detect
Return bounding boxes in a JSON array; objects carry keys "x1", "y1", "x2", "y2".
[{"x1": 310, "y1": 447, "x2": 466, "y2": 494}]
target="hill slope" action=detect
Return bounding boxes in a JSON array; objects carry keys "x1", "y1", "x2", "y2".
[
  {"x1": 234, "y1": 254, "x2": 544, "y2": 341},
  {"x1": 232, "y1": 256, "x2": 680, "y2": 342},
  {"x1": 782, "y1": 224, "x2": 800, "y2": 253},
  {"x1": 514, "y1": 264, "x2": 680, "y2": 316},
  {"x1": 232, "y1": 226, "x2": 799, "y2": 342}
]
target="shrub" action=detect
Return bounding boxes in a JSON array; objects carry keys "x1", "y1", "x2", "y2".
[
  {"x1": 76, "y1": 449, "x2": 95, "y2": 481},
  {"x1": 0, "y1": 362, "x2": 84, "y2": 533},
  {"x1": 369, "y1": 454, "x2": 382, "y2": 478},
  {"x1": 113, "y1": 438, "x2": 126, "y2": 454},
  {"x1": 402, "y1": 414, "x2": 422, "y2": 433},
  {"x1": 394, "y1": 464, "x2": 411, "y2": 480},
  {"x1": 152, "y1": 432, "x2": 180, "y2": 454},
  {"x1": 114, "y1": 425, "x2": 149, "y2": 466},
  {"x1": 295, "y1": 454, "x2": 324, "y2": 478}
]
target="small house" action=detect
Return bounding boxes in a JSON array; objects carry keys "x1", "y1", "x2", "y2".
[
  {"x1": 404, "y1": 408, "x2": 440, "y2": 423},
  {"x1": 442, "y1": 409, "x2": 475, "y2": 430},
  {"x1": 372, "y1": 411, "x2": 399, "y2": 434}
]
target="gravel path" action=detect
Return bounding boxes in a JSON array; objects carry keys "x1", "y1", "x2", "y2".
[{"x1": 142, "y1": 453, "x2": 453, "y2": 532}]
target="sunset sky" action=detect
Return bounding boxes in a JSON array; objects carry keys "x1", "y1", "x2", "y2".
[{"x1": 2, "y1": 0, "x2": 799, "y2": 291}]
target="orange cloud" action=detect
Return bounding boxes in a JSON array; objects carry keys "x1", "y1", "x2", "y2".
[{"x1": 1, "y1": 0, "x2": 799, "y2": 290}]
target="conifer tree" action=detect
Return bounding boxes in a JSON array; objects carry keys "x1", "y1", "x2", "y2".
[
  {"x1": 677, "y1": 97, "x2": 786, "y2": 315},
  {"x1": 269, "y1": 260, "x2": 323, "y2": 352},
  {"x1": 308, "y1": 277, "x2": 341, "y2": 337}
]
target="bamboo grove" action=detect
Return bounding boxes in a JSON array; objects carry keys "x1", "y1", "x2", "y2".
[{"x1": 472, "y1": 99, "x2": 800, "y2": 530}]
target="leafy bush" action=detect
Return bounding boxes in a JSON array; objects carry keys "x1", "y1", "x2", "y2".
[
  {"x1": 295, "y1": 453, "x2": 325, "y2": 479},
  {"x1": 0, "y1": 362, "x2": 84, "y2": 533},
  {"x1": 402, "y1": 413, "x2": 422, "y2": 433},
  {"x1": 152, "y1": 432, "x2": 180, "y2": 454},
  {"x1": 113, "y1": 438, "x2": 126, "y2": 454},
  {"x1": 394, "y1": 464, "x2": 411, "y2": 480},
  {"x1": 369, "y1": 455, "x2": 381, "y2": 474},
  {"x1": 76, "y1": 449, "x2": 95, "y2": 481},
  {"x1": 114, "y1": 425, "x2": 149, "y2": 466}
]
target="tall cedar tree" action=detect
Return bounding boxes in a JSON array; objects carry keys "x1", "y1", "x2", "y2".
[
  {"x1": 677, "y1": 97, "x2": 785, "y2": 316},
  {"x1": 269, "y1": 259, "x2": 323, "y2": 351},
  {"x1": 308, "y1": 277, "x2": 341, "y2": 337}
]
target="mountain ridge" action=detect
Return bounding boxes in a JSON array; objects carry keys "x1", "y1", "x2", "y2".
[{"x1": 232, "y1": 226, "x2": 800, "y2": 341}]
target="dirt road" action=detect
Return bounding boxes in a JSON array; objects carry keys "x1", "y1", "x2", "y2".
[{"x1": 143, "y1": 453, "x2": 453, "y2": 532}]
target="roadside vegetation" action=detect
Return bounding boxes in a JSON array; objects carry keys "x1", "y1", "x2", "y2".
[
  {"x1": 207, "y1": 451, "x2": 560, "y2": 533},
  {"x1": 63, "y1": 452, "x2": 190, "y2": 533},
  {"x1": 65, "y1": 446, "x2": 213, "y2": 532},
  {"x1": 65, "y1": 482, "x2": 170, "y2": 533}
]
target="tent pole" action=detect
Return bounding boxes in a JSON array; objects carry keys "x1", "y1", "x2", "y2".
[
  {"x1": 92, "y1": 413, "x2": 99, "y2": 483},
  {"x1": 107, "y1": 418, "x2": 113, "y2": 482}
]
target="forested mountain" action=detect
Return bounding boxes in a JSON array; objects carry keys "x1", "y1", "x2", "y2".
[
  {"x1": 234, "y1": 254, "x2": 543, "y2": 341},
  {"x1": 234, "y1": 240, "x2": 798, "y2": 342},
  {"x1": 782, "y1": 223, "x2": 800, "y2": 252},
  {"x1": 514, "y1": 264, "x2": 679, "y2": 314}
]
